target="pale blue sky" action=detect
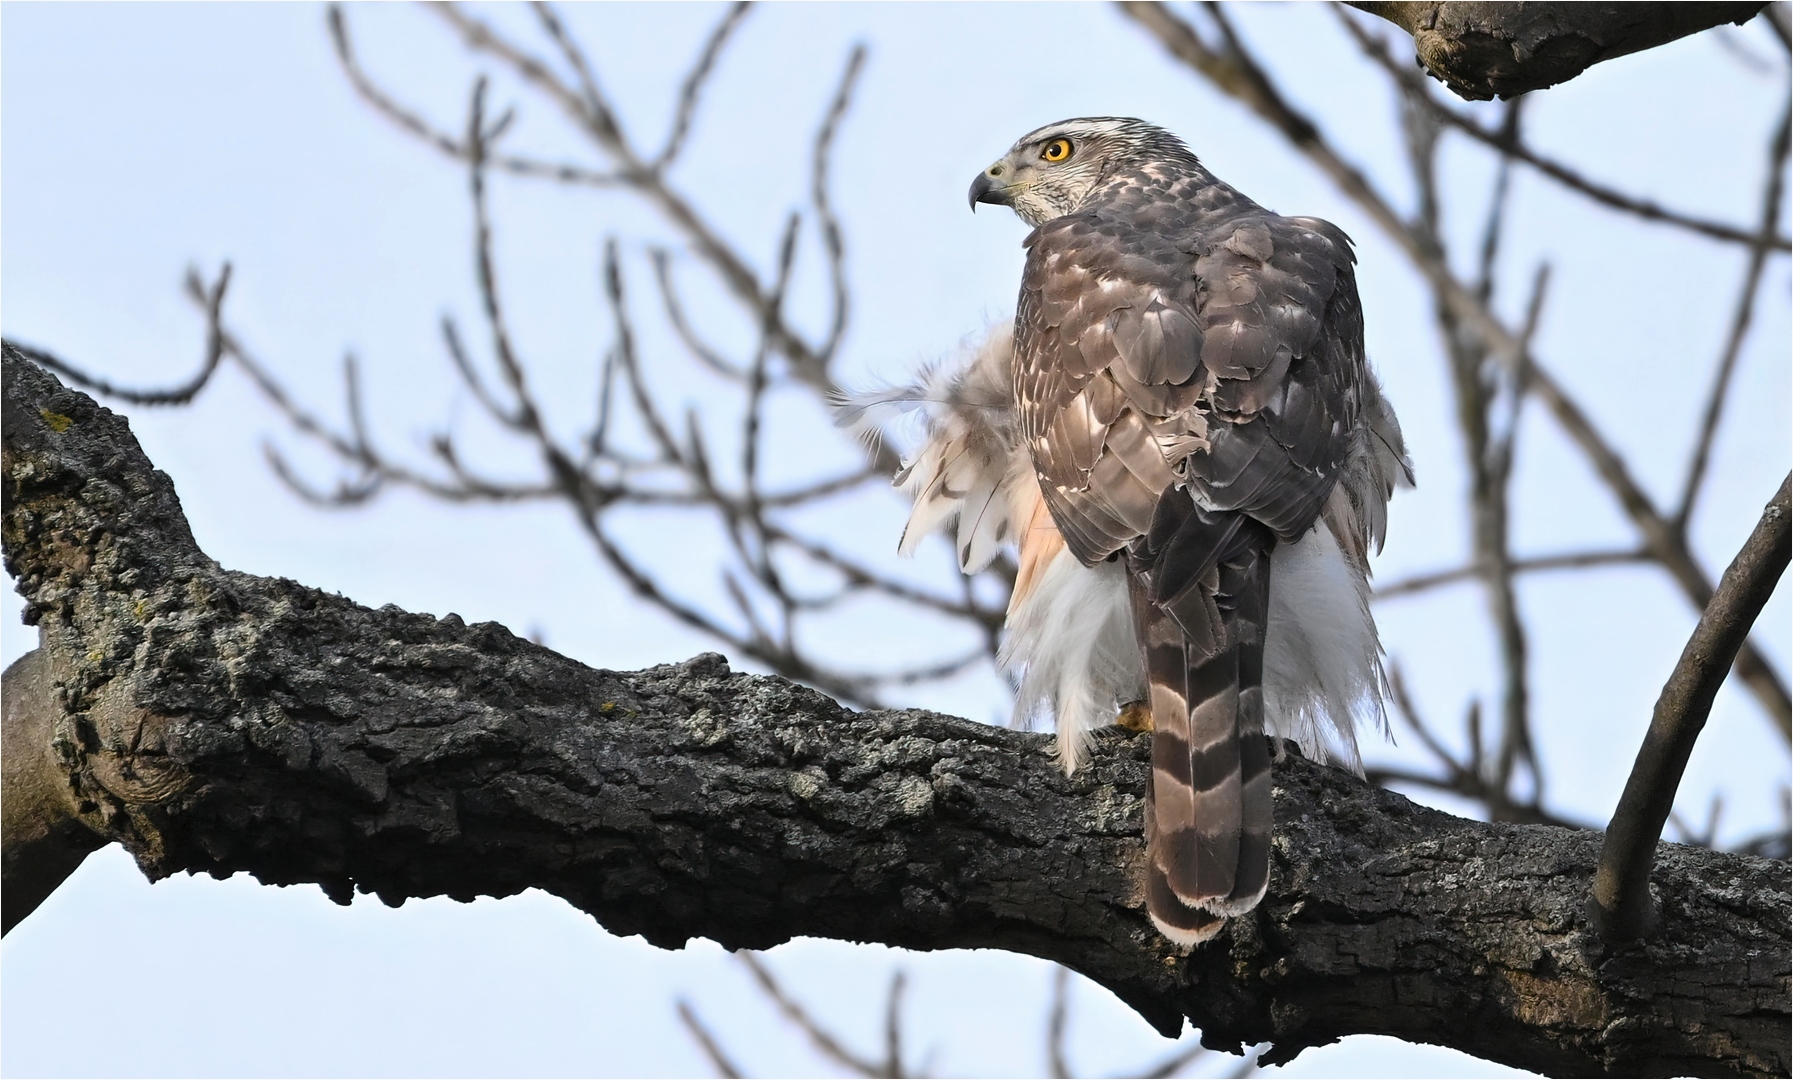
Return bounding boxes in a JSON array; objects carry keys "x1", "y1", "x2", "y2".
[{"x1": 4, "y1": 4, "x2": 1786, "y2": 1077}]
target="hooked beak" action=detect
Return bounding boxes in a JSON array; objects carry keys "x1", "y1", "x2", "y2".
[{"x1": 968, "y1": 169, "x2": 1009, "y2": 211}]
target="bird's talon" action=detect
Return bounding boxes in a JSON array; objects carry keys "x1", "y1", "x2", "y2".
[{"x1": 1115, "y1": 700, "x2": 1153, "y2": 733}]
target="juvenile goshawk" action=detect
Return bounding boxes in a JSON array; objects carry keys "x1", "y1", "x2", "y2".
[{"x1": 920, "y1": 116, "x2": 1414, "y2": 945}]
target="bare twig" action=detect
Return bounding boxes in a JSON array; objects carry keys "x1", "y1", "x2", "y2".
[
  {"x1": 1370, "y1": 665, "x2": 1591, "y2": 829},
  {"x1": 328, "y1": 6, "x2": 623, "y2": 187},
  {"x1": 677, "y1": 999, "x2": 746, "y2": 1079},
  {"x1": 441, "y1": 316, "x2": 527, "y2": 429},
  {"x1": 1594, "y1": 474, "x2": 1792, "y2": 940},
  {"x1": 650, "y1": 249, "x2": 746, "y2": 380},
  {"x1": 1667, "y1": 793, "x2": 1725, "y2": 849},
  {"x1": 760, "y1": 521, "x2": 1001, "y2": 625},
  {"x1": 1375, "y1": 548, "x2": 1650, "y2": 598},
  {"x1": 1676, "y1": 100, "x2": 1792, "y2": 528},
  {"x1": 14, "y1": 265, "x2": 233, "y2": 405},
  {"x1": 654, "y1": 2, "x2": 750, "y2": 171},
  {"x1": 1047, "y1": 965, "x2": 1072, "y2": 1078},
  {"x1": 464, "y1": 79, "x2": 547, "y2": 440},
  {"x1": 1365, "y1": 765, "x2": 1593, "y2": 830},
  {"x1": 737, "y1": 952, "x2": 887, "y2": 1077},
  {"x1": 529, "y1": 2, "x2": 615, "y2": 137},
  {"x1": 1399, "y1": 73, "x2": 1540, "y2": 808},
  {"x1": 882, "y1": 970, "x2": 907, "y2": 1080},
  {"x1": 1128, "y1": 1036, "x2": 1237, "y2": 1079},
  {"x1": 424, "y1": 2, "x2": 837, "y2": 389},
  {"x1": 739, "y1": 214, "x2": 805, "y2": 629},
  {"x1": 812, "y1": 45, "x2": 866, "y2": 364}
]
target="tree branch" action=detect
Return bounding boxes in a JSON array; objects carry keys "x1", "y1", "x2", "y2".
[
  {"x1": 676, "y1": 998, "x2": 746, "y2": 1079},
  {"x1": 1348, "y1": 2, "x2": 1770, "y2": 101},
  {"x1": 3, "y1": 349, "x2": 1789, "y2": 1076},
  {"x1": 1677, "y1": 101, "x2": 1793, "y2": 527},
  {"x1": 10, "y1": 265, "x2": 234, "y2": 406},
  {"x1": 2, "y1": 649, "x2": 106, "y2": 934},
  {"x1": 1594, "y1": 474, "x2": 1792, "y2": 940},
  {"x1": 1374, "y1": 547, "x2": 1648, "y2": 599}
]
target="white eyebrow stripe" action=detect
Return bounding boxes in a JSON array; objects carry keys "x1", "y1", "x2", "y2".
[{"x1": 1017, "y1": 117, "x2": 1139, "y2": 146}]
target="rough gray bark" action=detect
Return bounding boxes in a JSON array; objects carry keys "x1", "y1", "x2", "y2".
[
  {"x1": 1348, "y1": 3, "x2": 1771, "y2": 100},
  {"x1": 2, "y1": 345, "x2": 1788, "y2": 1076}
]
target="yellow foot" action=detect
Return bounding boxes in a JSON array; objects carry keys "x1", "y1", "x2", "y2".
[{"x1": 1115, "y1": 700, "x2": 1153, "y2": 733}]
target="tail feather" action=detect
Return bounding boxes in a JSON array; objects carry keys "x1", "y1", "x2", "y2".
[
  {"x1": 1142, "y1": 752, "x2": 1227, "y2": 945},
  {"x1": 1220, "y1": 523, "x2": 1274, "y2": 913},
  {"x1": 1145, "y1": 867, "x2": 1227, "y2": 945},
  {"x1": 1133, "y1": 496, "x2": 1277, "y2": 936}
]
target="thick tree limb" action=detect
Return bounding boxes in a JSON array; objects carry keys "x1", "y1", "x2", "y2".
[
  {"x1": 1348, "y1": 3, "x2": 1770, "y2": 100},
  {"x1": 1594, "y1": 475, "x2": 1792, "y2": 941},
  {"x1": 2, "y1": 347, "x2": 1788, "y2": 1075}
]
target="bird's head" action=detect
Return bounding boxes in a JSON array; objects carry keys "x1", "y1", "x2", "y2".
[{"x1": 968, "y1": 117, "x2": 1195, "y2": 226}]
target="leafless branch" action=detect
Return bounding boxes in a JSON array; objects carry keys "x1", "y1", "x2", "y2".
[
  {"x1": 12, "y1": 264, "x2": 232, "y2": 405},
  {"x1": 1368, "y1": 666, "x2": 1591, "y2": 829},
  {"x1": 422, "y1": 2, "x2": 840, "y2": 391},
  {"x1": 317, "y1": 7, "x2": 940, "y2": 710},
  {"x1": 881, "y1": 970, "x2": 908, "y2": 1080},
  {"x1": 464, "y1": 79, "x2": 547, "y2": 441},
  {"x1": 1047, "y1": 965, "x2": 1072, "y2": 1078},
  {"x1": 737, "y1": 952, "x2": 889, "y2": 1077},
  {"x1": 529, "y1": 2, "x2": 613, "y2": 136},
  {"x1": 1668, "y1": 793, "x2": 1726, "y2": 849},
  {"x1": 812, "y1": 44, "x2": 866, "y2": 364},
  {"x1": 1398, "y1": 73, "x2": 1539, "y2": 807},
  {"x1": 654, "y1": 2, "x2": 750, "y2": 171},
  {"x1": 650, "y1": 249, "x2": 746, "y2": 380},
  {"x1": 1594, "y1": 474, "x2": 1791, "y2": 940},
  {"x1": 1375, "y1": 548, "x2": 1650, "y2": 599},
  {"x1": 1676, "y1": 100, "x2": 1793, "y2": 528},
  {"x1": 129, "y1": 23, "x2": 973, "y2": 711},
  {"x1": 327, "y1": 5, "x2": 623, "y2": 188},
  {"x1": 677, "y1": 999, "x2": 746, "y2": 1080}
]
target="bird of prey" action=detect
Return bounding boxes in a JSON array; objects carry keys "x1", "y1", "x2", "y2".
[{"x1": 858, "y1": 117, "x2": 1410, "y2": 947}]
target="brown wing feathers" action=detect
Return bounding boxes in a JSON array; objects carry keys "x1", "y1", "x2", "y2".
[{"x1": 1014, "y1": 167, "x2": 1367, "y2": 945}]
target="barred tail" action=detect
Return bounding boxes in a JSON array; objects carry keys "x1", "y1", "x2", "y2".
[{"x1": 1132, "y1": 500, "x2": 1275, "y2": 944}]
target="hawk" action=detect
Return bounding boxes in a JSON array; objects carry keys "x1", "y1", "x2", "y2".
[{"x1": 853, "y1": 117, "x2": 1411, "y2": 946}]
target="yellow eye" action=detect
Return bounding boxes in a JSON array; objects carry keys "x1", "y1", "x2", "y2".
[{"x1": 1041, "y1": 138, "x2": 1073, "y2": 163}]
